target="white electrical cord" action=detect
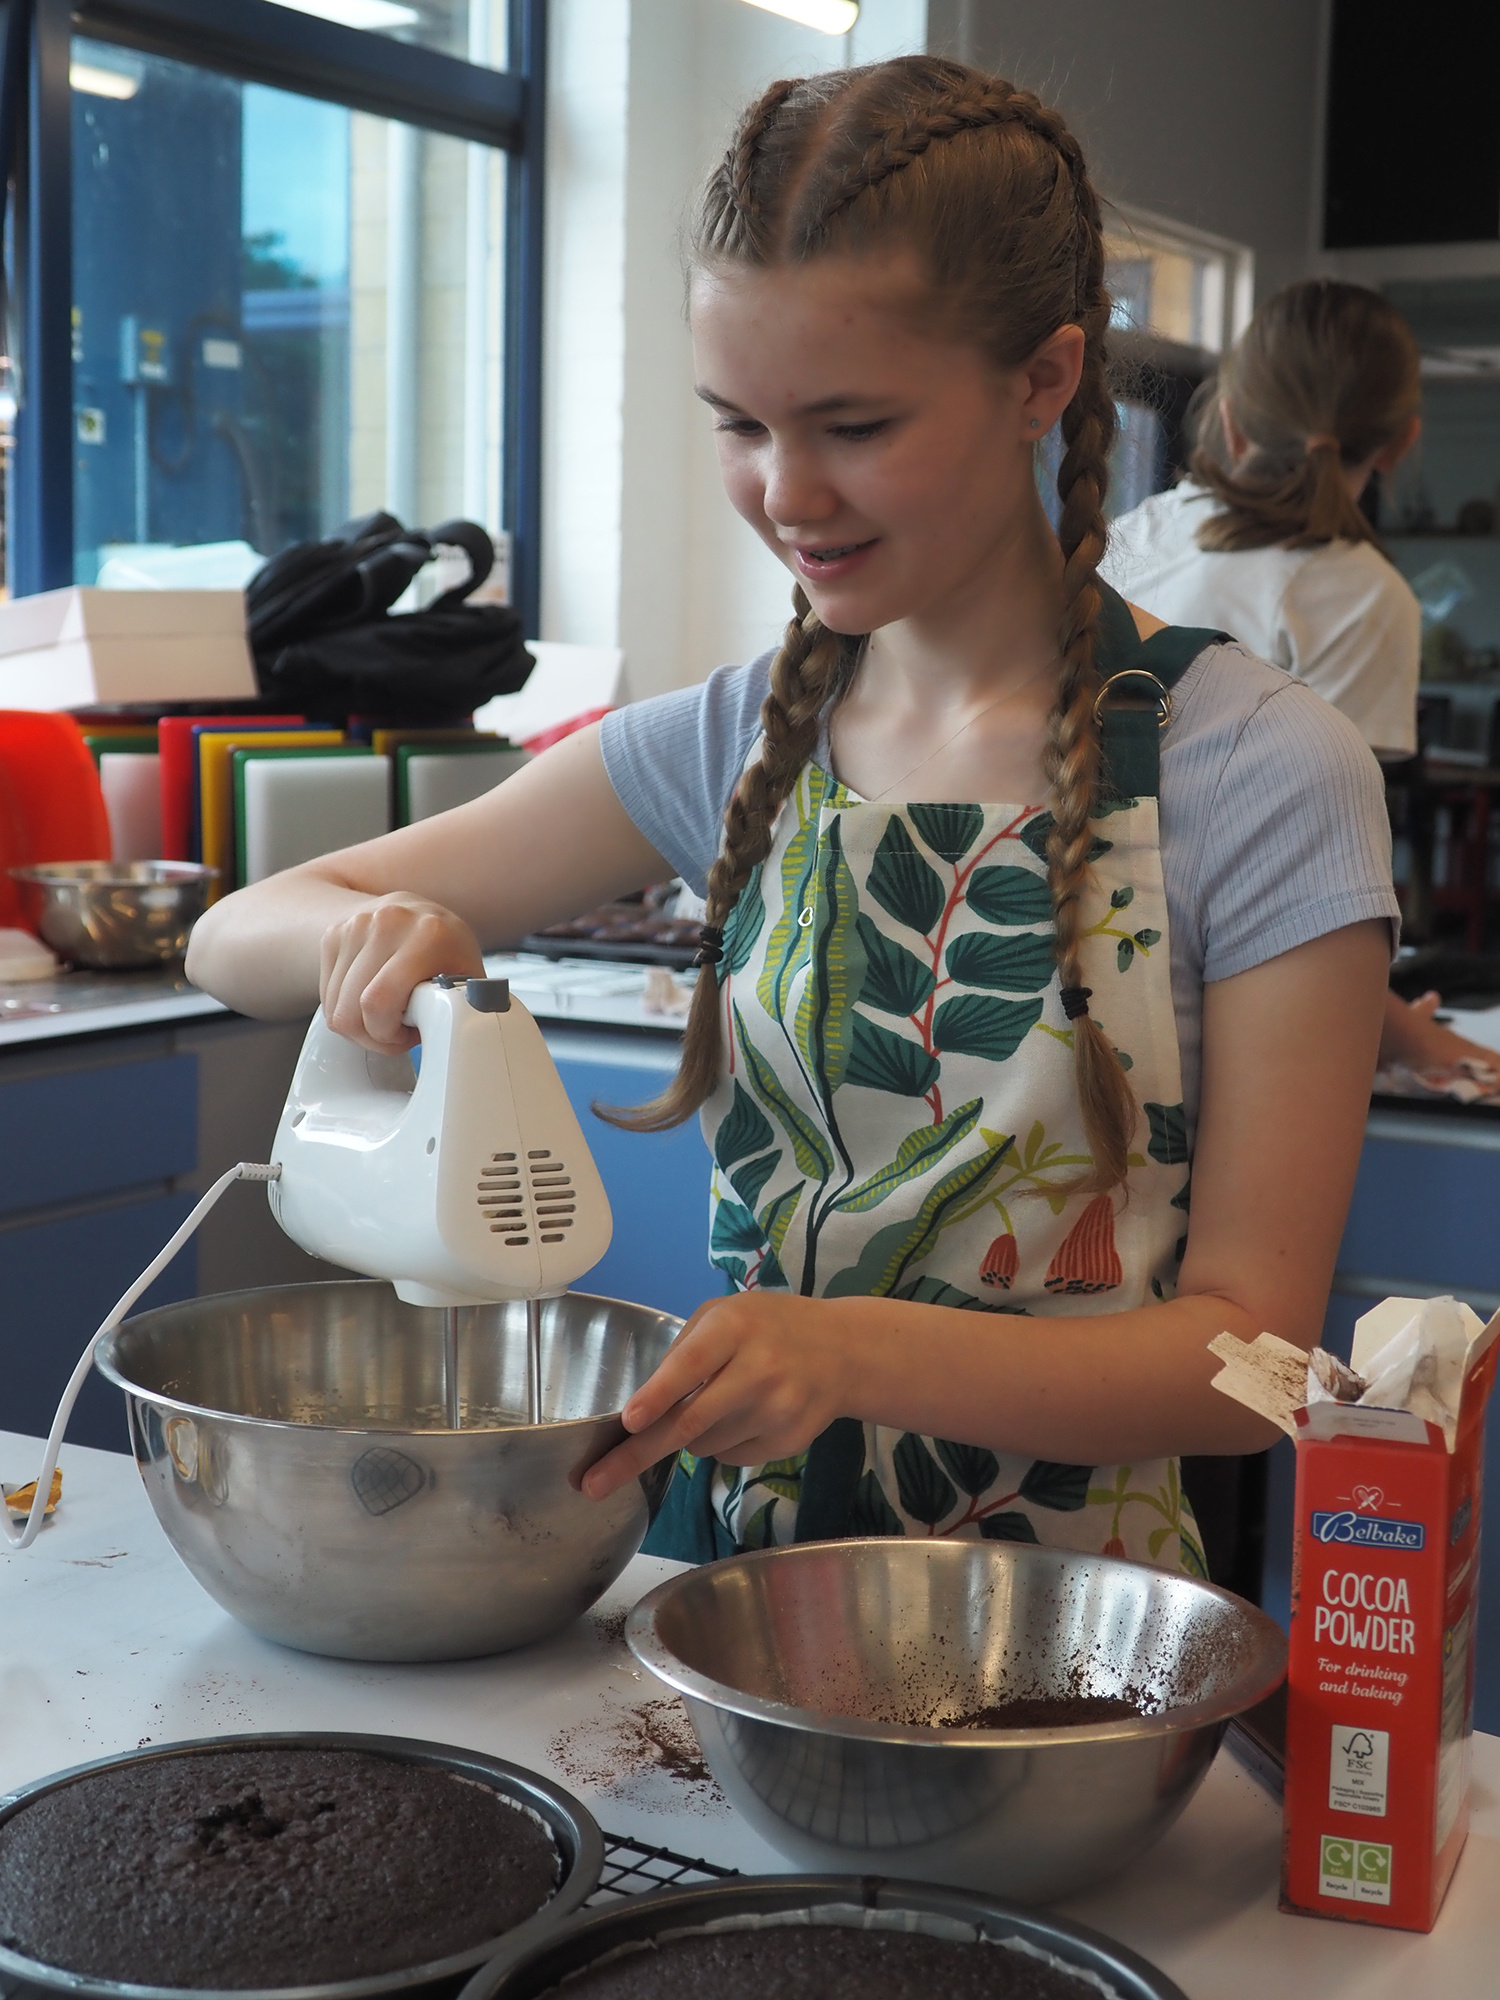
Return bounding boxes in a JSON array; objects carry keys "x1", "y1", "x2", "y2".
[{"x1": 1, "y1": 1161, "x2": 281, "y2": 1552}]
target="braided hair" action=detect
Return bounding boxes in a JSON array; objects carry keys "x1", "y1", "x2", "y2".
[{"x1": 611, "y1": 57, "x2": 1134, "y2": 1190}]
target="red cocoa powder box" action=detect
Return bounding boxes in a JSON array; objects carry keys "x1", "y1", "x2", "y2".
[{"x1": 1281, "y1": 1301, "x2": 1499, "y2": 1933}]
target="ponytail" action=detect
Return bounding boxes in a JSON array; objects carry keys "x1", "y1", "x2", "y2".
[{"x1": 1189, "y1": 278, "x2": 1419, "y2": 554}]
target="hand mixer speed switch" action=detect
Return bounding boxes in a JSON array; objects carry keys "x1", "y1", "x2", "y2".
[{"x1": 466, "y1": 977, "x2": 511, "y2": 1012}]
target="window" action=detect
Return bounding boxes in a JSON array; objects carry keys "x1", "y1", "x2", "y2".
[
  {"x1": 4, "y1": 0, "x2": 544, "y2": 623},
  {"x1": 1104, "y1": 206, "x2": 1253, "y2": 358}
]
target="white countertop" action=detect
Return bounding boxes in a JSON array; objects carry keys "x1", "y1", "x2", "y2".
[
  {"x1": 0, "y1": 966, "x2": 226, "y2": 1046},
  {"x1": 2, "y1": 1431, "x2": 1497, "y2": 1997}
]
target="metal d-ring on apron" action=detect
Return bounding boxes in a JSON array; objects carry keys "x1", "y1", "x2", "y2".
[{"x1": 646, "y1": 585, "x2": 1229, "y2": 1572}]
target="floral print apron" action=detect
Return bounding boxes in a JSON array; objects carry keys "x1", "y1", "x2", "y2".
[{"x1": 646, "y1": 591, "x2": 1225, "y2": 1577}]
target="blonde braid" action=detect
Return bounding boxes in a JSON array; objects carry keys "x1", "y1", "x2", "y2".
[
  {"x1": 602, "y1": 589, "x2": 849, "y2": 1132},
  {"x1": 1039, "y1": 149, "x2": 1138, "y2": 1195}
]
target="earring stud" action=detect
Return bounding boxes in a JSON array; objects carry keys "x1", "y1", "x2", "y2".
[{"x1": 1029, "y1": 418, "x2": 1040, "y2": 429}]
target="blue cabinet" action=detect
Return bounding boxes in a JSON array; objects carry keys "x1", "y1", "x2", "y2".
[
  {"x1": 544, "y1": 1030, "x2": 719, "y2": 1324},
  {"x1": 0, "y1": 1043, "x2": 200, "y2": 1452}
]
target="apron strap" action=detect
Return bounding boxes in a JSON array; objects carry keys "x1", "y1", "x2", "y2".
[{"x1": 1094, "y1": 579, "x2": 1229, "y2": 802}]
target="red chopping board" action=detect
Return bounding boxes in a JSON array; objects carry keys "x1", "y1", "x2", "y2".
[{"x1": 158, "y1": 713, "x2": 303, "y2": 861}]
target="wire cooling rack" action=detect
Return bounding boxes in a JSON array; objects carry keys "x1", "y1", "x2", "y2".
[{"x1": 591, "y1": 1831, "x2": 738, "y2": 1903}]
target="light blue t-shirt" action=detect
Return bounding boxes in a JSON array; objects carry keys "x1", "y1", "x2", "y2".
[{"x1": 600, "y1": 640, "x2": 1398, "y2": 1140}]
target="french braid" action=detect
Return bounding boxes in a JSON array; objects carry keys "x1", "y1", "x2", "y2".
[{"x1": 610, "y1": 57, "x2": 1136, "y2": 1189}]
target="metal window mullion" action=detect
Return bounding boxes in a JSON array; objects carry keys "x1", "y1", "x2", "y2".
[
  {"x1": 13, "y1": 0, "x2": 70, "y2": 595},
  {"x1": 502, "y1": 0, "x2": 545, "y2": 637}
]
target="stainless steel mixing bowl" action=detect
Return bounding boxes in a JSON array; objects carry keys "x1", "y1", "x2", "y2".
[
  {"x1": 10, "y1": 860, "x2": 216, "y2": 967},
  {"x1": 96, "y1": 1280, "x2": 681, "y2": 1661},
  {"x1": 627, "y1": 1538, "x2": 1287, "y2": 1901}
]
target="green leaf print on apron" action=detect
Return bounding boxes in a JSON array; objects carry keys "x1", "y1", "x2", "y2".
[{"x1": 646, "y1": 591, "x2": 1226, "y2": 1575}]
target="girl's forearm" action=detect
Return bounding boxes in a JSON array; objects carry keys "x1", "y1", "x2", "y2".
[
  {"x1": 185, "y1": 870, "x2": 377, "y2": 1017},
  {"x1": 827, "y1": 1290, "x2": 1279, "y2": 1461}
]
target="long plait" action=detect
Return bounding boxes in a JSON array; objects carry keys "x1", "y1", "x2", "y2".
[
  {"x1": 603, "y1": 589, "x2": 849, "y2": 1132},
  {"x1": 1038, "y1": 152, "x2": 1138, "y2": 1195}
]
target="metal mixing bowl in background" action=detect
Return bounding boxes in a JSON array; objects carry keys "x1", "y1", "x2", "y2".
[
  {"x1": 459, "y1": 1875, "x2": 1188, "y2": 2000},
  {"x1": 0, "y1": 1730, "x2": 604, "y2": 2000},
  {"x1": 95, "y1": 1281, "x2": 681, "y2": 1661},
  {"x1": 628, "y1": 1539, "x2": 1287, "y2": 1902},
  {"x1": 10, "y1": 860, "x2": 216, "y2": 968}
]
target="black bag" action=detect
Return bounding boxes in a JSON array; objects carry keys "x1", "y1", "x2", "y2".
[{"x1": 246, "y1": 512, "x2": 534, "y2": 722}]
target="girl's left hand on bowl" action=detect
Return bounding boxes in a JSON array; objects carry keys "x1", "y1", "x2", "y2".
[{"x1": 580, "y1": 1291, "x2": 854, "y2": 1500}]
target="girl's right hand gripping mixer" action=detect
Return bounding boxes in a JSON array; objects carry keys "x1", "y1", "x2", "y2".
[{"x1": 270, "y1": 975, "x2": 613, "y2": 1426}]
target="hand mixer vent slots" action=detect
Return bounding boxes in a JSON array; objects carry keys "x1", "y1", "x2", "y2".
[
  {"x1": 474, "y1": 1149, "x2": 578, "y2": 1245},
  {"x1": 478, "y1": 1152, "x2": 527, "y2": 1243},
  {"x1": 528, "y1": 1149, "x2": 576, "y2": 1244}
]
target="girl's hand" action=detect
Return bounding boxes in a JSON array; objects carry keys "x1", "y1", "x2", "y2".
[
  {"x1": 320, "y1": 894, "x2": 485, "y2": 1052},
  {"x1": 581, "y1": 1291, "x2": 855, "y2": 1500}
]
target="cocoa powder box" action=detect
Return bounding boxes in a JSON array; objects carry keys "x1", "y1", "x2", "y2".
[{"x1": 0, "y1": 1733, "x2": 602, "y2": 1998}]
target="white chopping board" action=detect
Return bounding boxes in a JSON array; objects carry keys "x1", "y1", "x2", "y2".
[{"x1": 241, "y1": 754, "x2": 392, "y2": 884}]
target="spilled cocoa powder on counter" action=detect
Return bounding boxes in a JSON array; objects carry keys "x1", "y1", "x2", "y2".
[
  {"x1": 586, "y1": 1605, "x2": 630, "y2": 1652},
  {"x1": 547, "y1": 1698, "x2": 724, "y2": 1814}
]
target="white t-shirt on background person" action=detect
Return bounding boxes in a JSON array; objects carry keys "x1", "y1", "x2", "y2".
[{"x1": 1100, "y1": 480, "x2": 1420, "y2": 756}]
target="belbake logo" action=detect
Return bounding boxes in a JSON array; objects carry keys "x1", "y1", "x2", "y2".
[{"x1": 1311, "y1": 1485, "x2": 1425, "y2": 1552}]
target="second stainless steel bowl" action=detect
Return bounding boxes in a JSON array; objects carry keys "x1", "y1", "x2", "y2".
[
  {"x1": 96, "y1": 1280, "x2": 681, "y2": 1661},
  {"x1": 10, "y1": 859, "x2": 216, "y2": 967},
  {"x1": 627, "y1": 1538, "x2": 1287, "y2": 1901}
]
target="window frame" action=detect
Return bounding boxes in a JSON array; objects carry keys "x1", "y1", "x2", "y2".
[{"x1": 7, "y1": 0, "x2": 547, "y2": 628}]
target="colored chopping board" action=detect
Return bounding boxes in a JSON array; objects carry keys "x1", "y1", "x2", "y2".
[
  {"x1": 198, "y1": 729, "x2": 343, "y2": 896},
  {"x1": 234, "y1": 748, "x2": 391, "y2": 886},
  {"x1": 99, "y1": 752, "x2": 163, "y2": 862},
  {"x1": 158, "y1": 713, "x2": 302, "y2": 860},
  {"x1": 397, "y1": 743, "x2": 530, "y2": 824}
]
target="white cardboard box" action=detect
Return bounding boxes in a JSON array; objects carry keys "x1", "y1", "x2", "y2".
[{"x1": 0, "y1": 588, "x2": 256, "y2": 708}]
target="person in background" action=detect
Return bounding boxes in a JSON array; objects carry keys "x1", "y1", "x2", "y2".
[{"x1": 1103, "y1": 279, "x2": 1492, "y2": 1081}]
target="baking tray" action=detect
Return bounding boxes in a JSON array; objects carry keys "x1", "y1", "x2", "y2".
[{"x1": 518, "y1": 933, "x2": 701, "y2": 970}]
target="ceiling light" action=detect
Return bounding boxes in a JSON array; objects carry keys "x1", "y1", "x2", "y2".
[
  {"x1": 739, "y1": 0, "x2": 859, "y2": 34},
  {"x1": 70, "y1": 61, "x2": 141, "y2": 99},
  {"x1": 271, "y1": 0, "x2": 421, "y2": 30}
]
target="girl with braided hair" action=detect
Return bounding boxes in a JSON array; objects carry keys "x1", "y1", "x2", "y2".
[{"x1": 190, "y1": 57, "x2": 1396, "y2": 1569}]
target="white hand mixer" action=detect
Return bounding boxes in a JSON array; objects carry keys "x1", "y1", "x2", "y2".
[{"x1": 4, "y1": 975, "x2": 614, "y2": 1549}]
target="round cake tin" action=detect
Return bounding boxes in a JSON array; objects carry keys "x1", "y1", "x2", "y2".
[
  {"x1": 0, "y1": 1730, "x2": 604, "y2": 2000},
  {"x1": 456, "y1": 1874, "x2": 1189, "y2": 2000}
]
